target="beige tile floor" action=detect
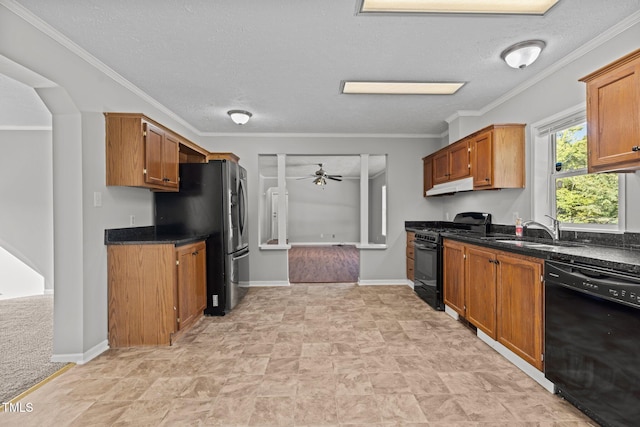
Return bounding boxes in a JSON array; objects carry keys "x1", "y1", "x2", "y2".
[{"x1": 2, "y1": 284, "x2": 597, "y2": 426}]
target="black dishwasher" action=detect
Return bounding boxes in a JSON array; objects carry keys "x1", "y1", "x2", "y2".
[{"x1": 545, "y1": 260, "x2": 640, "y2": 427}]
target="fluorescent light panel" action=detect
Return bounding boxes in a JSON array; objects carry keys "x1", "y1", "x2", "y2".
[
  {"x1": 342, "y1": 81, "x2": 464, "y2": 95},
  {"x1": 360, "y1": 0, "x2": 559, "y2": 15}
]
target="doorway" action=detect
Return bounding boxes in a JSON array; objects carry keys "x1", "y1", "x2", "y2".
[{"x1": 0, "y1": 70, "x2": 58, "y2": 402}]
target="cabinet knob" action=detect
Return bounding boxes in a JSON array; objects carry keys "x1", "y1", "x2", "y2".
[
  {"x1": 632, "y1": 146, "x2": 640, "y2": 152},
  {"x1": 485, "y1": 178, "x2": 490, "y2": 181},
  {"x1": 192, "y1": 251, "x2": 199, "y2": 256}
]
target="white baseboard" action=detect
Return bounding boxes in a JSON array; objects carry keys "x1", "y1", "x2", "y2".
[
  {"x1": 247, "y1": 281, "x2": 291, "y2": 287},
  {"x1": 357, "y1": 279, "x2": 413, "y2": 287},
  {"x1": 51, "y1": 339, "x2": 109, "y2": 365},
  {"x1": 444, "y1": 304, "x2": 460, "y2": 320},
  {"x1": 44, "y1": 289, "x2": 54, "y2": 295},
  {"x1": 477, "y1": 330, "x2": 555, "y2": 393}
]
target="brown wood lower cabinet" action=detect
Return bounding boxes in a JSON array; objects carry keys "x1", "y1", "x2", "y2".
[
  {"x1": 442, "y1": 239, "x2": 544, "y2": 370},
  {"x1": 496, "y1": 252, "x2": 543, "y2": 370},
  {"x1": 108, "y1": 240, "x2": 206, "y2": 347},
  {"x1": 406, "y1": 231, "x2": 415, "y2": 281}
]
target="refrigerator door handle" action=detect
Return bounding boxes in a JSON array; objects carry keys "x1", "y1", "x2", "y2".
[{"x1": 232, "y1": 250, "x2": 250, "y2": 261}]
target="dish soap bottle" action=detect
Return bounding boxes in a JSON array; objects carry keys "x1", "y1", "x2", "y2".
[{"x1": 515, "y1": 217, "x2": 523, "y2": 238}]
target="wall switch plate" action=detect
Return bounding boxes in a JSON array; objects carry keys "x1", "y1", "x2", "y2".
[
  {"x1": 129, "y1": 215, "x2": 135, "y2": 226},
  {"x1": 93, "y1": 191, "x2": 102, "y2": 207},
  {"x1": 212, "y1": 295, "x2": 219, "y2": 307}
]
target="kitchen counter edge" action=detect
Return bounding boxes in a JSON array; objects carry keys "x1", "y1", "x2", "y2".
[{"x1": 105, "y1": 226, "x2": 209, "y2": 246}]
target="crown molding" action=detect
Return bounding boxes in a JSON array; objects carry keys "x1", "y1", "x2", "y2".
[
  {"x1": 202, "y1": 132, "x2": 442, "y2": 139},
  {"x1": 449, "y1": 9, "x2": 640, "y2": 122},
  {"x1": 1, "y1": 0, "x2": 201, "y2": 136},
  {"x1": 0, "y1": 125, "x2": 51, "y2": 131}
]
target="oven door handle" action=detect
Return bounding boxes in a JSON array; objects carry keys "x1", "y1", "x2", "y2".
[{"x1": 414, "y1": 242, "x2": 438, "y2": 250}]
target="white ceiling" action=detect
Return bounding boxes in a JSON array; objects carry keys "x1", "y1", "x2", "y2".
[{"x1": 4, "y1": 0, "x2": 640, "y2": 135}]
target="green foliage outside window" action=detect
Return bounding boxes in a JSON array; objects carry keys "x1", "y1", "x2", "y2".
[{"x1": 554, "y1": 125, "x2": 618, "y2": 224}]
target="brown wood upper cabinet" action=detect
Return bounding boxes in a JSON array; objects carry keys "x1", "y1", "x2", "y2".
[
  {"x1": 471, "y1": 124, "x2": 525, "y2": 190},
  {"x1": 580, "y1": 48, "x2": 640, "y2": 173},
  {"x1": 105, "y1": 113, "x2": 208, "y2": 191},
  {"x1": 433, "y1": 139, "x2": 470, "y2": 184},
  {"x1": 423, "y1": 123, "x2": 524, "y2": 197},
  {"x1": 422, "y1": 154, "x2": 434, "y2": 195}
]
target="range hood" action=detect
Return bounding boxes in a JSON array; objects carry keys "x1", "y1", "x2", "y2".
[{"x1": 425, "y1": 177, "x2": 474, "y2": 196}]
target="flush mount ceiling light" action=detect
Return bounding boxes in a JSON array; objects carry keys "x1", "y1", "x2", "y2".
[
  {"x1": 342, "y1": 81, "x2": 465, "y2": 95},
  {"x1": 227, "y1": 110, "x2": 252, "y2": 125},
  {"x1": 358, "y1": 0, "x2": 559, "y2": 15},
  {"x1": 501, "y1": 40, "x2": 546, "y2": 69}
]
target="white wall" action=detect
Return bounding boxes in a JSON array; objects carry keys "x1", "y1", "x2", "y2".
[
  {"x1": 0, "y1": 129, "x2": 53, "y2": 291},
  {"x1": 286, "y1": 177, "x2": 360, "y2": 243},
  {"x1": 438, "y1": 20, "x2": 640, "y2": 230}
]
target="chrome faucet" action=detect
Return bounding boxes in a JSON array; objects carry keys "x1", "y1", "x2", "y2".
[{"x1": 522, "y1": 215, "x2": 561, "y2": 242}]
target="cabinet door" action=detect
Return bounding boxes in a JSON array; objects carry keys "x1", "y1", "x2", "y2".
[
  {"x1": 449, "y1": 140, "x2": 470, "y2": 180},
  {"x1": 496, "y1": 253, "x2": 543, "y2": 370},
  {"x1": 465, "y1": 245, "x2": 497, "y2": 339},
  {"x1": 194, "y1": 243, "x2": 207, "y2": 312},
  {"x1": 144, "y1": 123, "x2": 166, "y2": 187},
  {"x1": 443, "y1": 239, "x2": 466, "y2": 316},
  {"x1": 176, "y1": 242, "x2": 206, "y2": 331},
  {"x1": 162, "y1": 133, "x2": 180, "y2": 189},
  {"x1": 433, "y1": 151, "x2": 450, "y2": 184},
  {"x1": 423, "y1": 156, "x2": 434, "y2": 196},
  {"x1": 472, "y1": 131, "x2": 493, "y2": 188},
  {"x1": 586, "y1": 61, "x2": 640, "y2": 172}
]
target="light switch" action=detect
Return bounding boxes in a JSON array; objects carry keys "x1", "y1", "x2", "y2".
[{"x1": 93, "y1": 191, "x2": 102, "y2": 207}]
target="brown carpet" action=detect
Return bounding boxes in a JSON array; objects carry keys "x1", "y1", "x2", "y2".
[
  {"x1": 0, "y1": 295, "x2": 67, "y2": 403},
  {"x1": 289, "y1": 245, "x2": 359, "y2": 283}
]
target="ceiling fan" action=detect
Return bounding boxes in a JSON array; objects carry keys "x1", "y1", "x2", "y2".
[{"x1": 297, "y1": 163, "x2": 342, "y2": 186}]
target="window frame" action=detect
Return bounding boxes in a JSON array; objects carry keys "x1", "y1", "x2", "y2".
[{"x1": 531, "y1": 105, "x2": 625, "y2": 233}]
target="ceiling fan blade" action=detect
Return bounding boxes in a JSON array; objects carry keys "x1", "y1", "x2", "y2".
[{"x1": 327, "y1": 176, "x2": 342, "y2": 181}]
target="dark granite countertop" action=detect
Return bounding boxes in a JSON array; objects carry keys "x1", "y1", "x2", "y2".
[
  {"x1": 104, "y1": 226, "x2": 209, "y2": 246},
  {"x1": 443, "y1": 233, "x2": 640, "y2": 275},
  {"x1": 405, "y1": 220, "x2": 640, "y2": 275}
]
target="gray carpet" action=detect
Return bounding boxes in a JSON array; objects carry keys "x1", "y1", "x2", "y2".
[{"x1": 0, "y1": 295, "x2": 67, "y2": 403}]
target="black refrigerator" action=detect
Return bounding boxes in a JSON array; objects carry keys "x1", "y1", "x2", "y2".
[{"x1": 154, "y1": 160, "x2": 249, "y2": 315}]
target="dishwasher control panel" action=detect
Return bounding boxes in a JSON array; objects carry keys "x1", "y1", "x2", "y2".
[{"x1": 545, "y1": 260, "x2": 640, "y2": 309}]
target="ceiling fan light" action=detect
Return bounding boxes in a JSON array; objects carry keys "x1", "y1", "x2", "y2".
[
  {"x1": 227, "y1": 110, "x2": 252, "y2": 125},
  {"x1": 501, "y1": 40, "x2": 546, "y2": 69}
]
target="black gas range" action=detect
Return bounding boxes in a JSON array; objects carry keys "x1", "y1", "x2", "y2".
[{"x1": 411, "y1": 212, "x2": 491, "y2": 310}]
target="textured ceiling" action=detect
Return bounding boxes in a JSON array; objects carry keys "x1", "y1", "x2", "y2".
[{"x1": 5, "y1": 0, "x2": 640, "y2": 135}]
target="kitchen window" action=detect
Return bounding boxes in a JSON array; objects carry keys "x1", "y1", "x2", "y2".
[{"x1": 532, "y1": 106, "x2": 624, "y2": 232}]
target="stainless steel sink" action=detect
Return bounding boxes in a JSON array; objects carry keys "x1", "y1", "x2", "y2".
[{"x1": 494, "y1": 239, "x2": 583, "y2": 249}]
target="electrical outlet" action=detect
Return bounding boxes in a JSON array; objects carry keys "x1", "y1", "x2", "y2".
[{"x1": 129, "y1": 215, "x2": 135, "y2": 226}]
